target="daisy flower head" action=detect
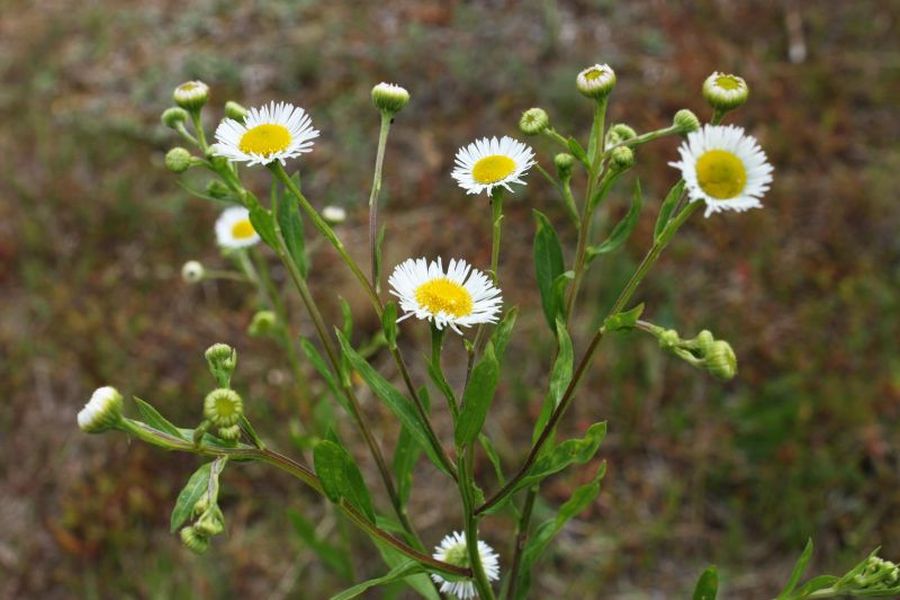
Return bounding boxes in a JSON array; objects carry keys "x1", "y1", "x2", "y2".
[
  {"x1": 431, "y1": 531, "x2": 500, "y2": 600},
  {"x1": 388, "y1": 257, "x2": 502, "y2": 335},
  {"x1": 670, "y1": 124, "x2": 773, "y2": 217},
  {"x1": 215, "y1": 206, "x2": 260, "y2": 249},
  {"x1": 451, "y1": 136, "x2": 535, "y2": 196},
  {"x1": 702, "y1": 71, "x2": 749, "y2": 112},
  {"x1": 213, "y1": 101, "x2": 319, "y2": 167}
]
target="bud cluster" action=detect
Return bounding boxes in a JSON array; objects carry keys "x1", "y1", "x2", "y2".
[
  {"x1": 651, "y1": 327, "x2": 737, "y2": 380},
  {"x1": 180, "y1": 484, "x2": 226, "y2": 554}
]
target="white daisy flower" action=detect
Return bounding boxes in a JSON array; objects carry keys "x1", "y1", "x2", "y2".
[
  {"x1": 388, "y1": 257, "x2": 502, "y2": 335},
  {"x1": 78, "y1": 386, "x2": 124, "y2": 433},
  {"x1": 669, "y1": 124, "x2": 773, "y2": 217},
  {"x1": 213, "y1": 101, "x2": 319, "y2": 166},
  {"x1": 451, "y1": 136, "x2": 535, "y2": 196},
  {"x1": 431, "y1": 531, "x2": 500, "y2": 600},
  {"x1": 215, "y1": 207, "x2": 260, "y2": 249}
]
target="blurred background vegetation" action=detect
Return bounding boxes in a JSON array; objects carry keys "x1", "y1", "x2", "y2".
[{"x1": 2, "y1": 0, "x2": 898, "y2": 598}]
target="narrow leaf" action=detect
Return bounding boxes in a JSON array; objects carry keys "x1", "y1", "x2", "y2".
[
  {"x1": 336, "y1": 330, "x2": 449, "y2": 475},
  {"x1": 567, "y1": 137, "x2": 590, "y2": 167},
  {"x1": 490, "y1": 306, "x2": 518, "y2": 364},
  {"x1": 287, "y1": 508, "x2": 352, "y2": 579},
  {"x1": 777, "y1": 539, "x2": 814, "y2": 599},
  {"x1": 248, "y1": 204, "x2": 279, "y2": 249},
  {"x1": 587, "y1": 178, "x2": 644, "y2": 260},
  {"x1": 313, "y1": 439, "x2": 375, "y2": 522},
  {"x1": 276, "y1": 186, "x2": 309, "y2": 278},
  {"x1": 169, "y1": 462, "x2": 212, "y2": 533},
  {"x1": 533, "y1": 318, "x2": 574, "y2": 443},
  {"x1": 533, "y1": 210, "x2": 567, "y2": 330},
  {"x1": 375, "y1": 541, "x2": 441, "y2": 600},
  {"x1": 133, "y1": 396, "x2": 183, "y2": 439},
  {"x1": 393, "y1": 387, "x2": 429, "y2": 505},
  {"x1": 299, "y1": 338, "x2": 348, "y2": 412},
  {"x1": 654, "y1": 179, "x2": 685, "y2": 241},
  {"x1": 692, "y1": 566, "x2": 718, "y2": 600},
  {"x1": 455, "y1": 342, "x2": 501, "y2": 447},
  {"x1": 382, "y1": 301, "x2": 399, "y2": 350},
  {"x1": 330, "y1": 560, "x2": 425, "y2": 600}
]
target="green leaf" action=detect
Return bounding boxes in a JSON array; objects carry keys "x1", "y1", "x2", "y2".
[
  {"x1": 533, "y1": 211, "x2": 567, "y2": 330},
  {"x1": 533, "y1": 317, "x2": 574, "y2": 443},
  {"x1": 587, "y1": 178, "x2": 644, "y2": 261},
  {"x1": 490, "y1": 306, "x2": 518, "y2": 365},
  {"x1": 654, "y1": 179, "x2": 685, "y2": 241},
  {"x1": 299, "y1": 338, "x2": 348, "y2": 413},
  {"x1": 133, "y1": 396, "x2": 183, "y2": 439},
  {"x1": 455, "y1": 342, "x2": 500, "y2": 448},
  {"x1": 287, "y1": 508, "x2": 352, "y2": 579},
  {"x1": 393, "y1": 387, "x2": 428, "y2": 505},
  {"x1": 330, "y1": 560, "x2": 425, "y2": 600},
  {"x1": 567, "y1": 137, "x2": 590, "y2": 167},
  {"x1": 427, "y1": 360, "x2": 457, "y2": 410},
  {"x1": 375, "y1": 542, "x2": 440, "y2": 600},
  {"x1": 382, "y1": 301, "x2": 399, "y2": 350},
  {"x1": 479, "y1": 433, "x2": 506, "y2": 485},
  {"x1": 692, "y1": 566, "x2": 718, "y2": 600},
  {"x1": 313, "y1": 439, "x2": 375, "y2": 522},
  {"x1": 777, "y1": 538, "x2": 813, "y2": 599},
  {"x1": 498, "y1": 422, "x2": 606, "y2": 504},
  {"x1": 276, "y1": 184, "x2": 309, "y2": 278},
  {"x1": 336, "y1": 330, "x2": 449, "y2": 475},
  {"x1": 248, "y1": 203, "x2": 279, "y2": 249},
  {"x1": 514, "y1": 463, "x2": 606, "y2": 599},
  {"x1": 339, "y1": 297, "x2": 354, "y2": 339},
  {"x1": 604, "y1": 302, "x2": 645, "y2": 332},
  {"x1": 170, "y1": 462, "x2": 212, "y2": 533},
  {"x1": 793, "y1": 575, "x2": 839, "y2": 598}
]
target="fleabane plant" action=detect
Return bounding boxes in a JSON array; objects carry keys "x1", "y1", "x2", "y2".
[{"x1": 78, "y1": 68, "x2": 895, "y2": 600}]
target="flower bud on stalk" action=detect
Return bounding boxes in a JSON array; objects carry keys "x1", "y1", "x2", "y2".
[
  {"x1": 609, "y1": 146, "x2": 635, "y2": 171},
  {"x1": 224, "y1": 100, "x2": 248, "y2": 120},
  {"x1": 204, "y1": 388, "x2": 243, "y2": 427},
  {"x1": 371, "y1": 82, "x2": 410, "y2": 115},
  {"x1": 702, "y1": 72, "x2": 749, "y2": 113},
  {"x1": 673, "y1": 109, "x2": 701, "y2": 134},
  {"x1": 77, "y1": 387, "x2": 124, "y2": 433},
  {"x1": 705, "y1": 340, "x2": 737, "y2": 380},
  {"x1": 554, "y1": 152, "x2": 575, "y2": 180},
  {"x1": 161, "y1": 107, "x2": 190, "y2": 129},
  {"x1": 205, "y1": 343, "x2": 237, "y2": 386},
  {"x1": 165, "y1": 147, "x2": 195, "y2": 173},
  {"x1": 248, "y1": 310, "x2": 277, "y2": 337},
  {"x1": 173, "y1": 80, "x2": 210, "y2": 112},
  {"x1": 576, "y1": 64, "x2": 616, "y2": 100},
  {"x1": 180, "y1": 526, "x2": 209, "y2": 554},
  {"x1": 519, "y1": 107, "x2": 550, "y2": 136}
]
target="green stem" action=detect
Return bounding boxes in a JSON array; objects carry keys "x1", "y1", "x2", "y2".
[
  {"x1": 190, "y1": 111, "x2": 208, "y2": 151},
  {"x1": 504, "y1": 486, "x2": 538, "y2": 600},
  {"x1": 603, "y1": 124, "x2": 679, "y2": 155},
  {"x1": 431, "y1": 325, "x2": 458, "y2": 420},
  {"x1": 476, "y1": 201, "x2": 701, "y2": 515},
  {"x1": 542, "y1": 127, "x2": 570, "y2": 150},
  {"x1": 459, "y1": 452, "x2": 497, "y2": 600},
  {"x1": 369, "y1": 112, "x2": 392, "y2": 294},
  {"x1": 119, "y1": 420, "x2": 467, "y2": 576}
]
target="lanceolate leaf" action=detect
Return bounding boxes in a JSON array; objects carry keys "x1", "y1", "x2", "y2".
[
  {"x1": 287, "y1": 508, "x2": 352, "y2": 579},
  {"x1": 587, "y1": 178, "x2": 644, "y2": 261},
  {"x1": 533, "y1": 318, "x2": 574, "y2": 443},
  {"x1": 776, "y1": 538, "x2": 813, "y2": 599},
  {"x1": 330, "y1": 560, "x2": 425, "y2": 600},
  {"x1": 533, "y1": 210, "x2": 567, "y2": 330},
  {"x1": 133, "y1": 396, "x2": 183, "y2": 439},
  {"x1": 567, "y1": 137, "x2": 590, "y2": 168},
  {"x1": 313, "y1": 439, "x2": 375, "y2": 522},
  {"x1": 248, "y1": 203, "x2": 279, "y2": 249},
  {"x1": 490, "y1": 306, "x2": 518, "y2": 365},
  {"x1": 393, "y1": 387, "x2": 429, "y2": 505},
  {"x1": 455, "y1": 342, "x2": 501, "y2": 448},
  {"x1": 692, "y1": 566, "x2": 719, "y2": 600},
  {"x1": 654, "y1": 179, "x2": 685, "y2": 241},
  {"x1": 170, "y1": 461, "x2": 212, "y2": 533},
  {"x1": 275, "y1": 183, "x2": 309, "y2": 278}
]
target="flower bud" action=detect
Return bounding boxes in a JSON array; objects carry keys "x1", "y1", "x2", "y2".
[
  {"x1": 217, "y1": 424, "x2": 242, "y2": 441},
  {"x1": 576, "y1": 64, "x2": 616, "y2": 100},
  {"x1": 180, "y1": 526, "x2": 209, "y2": 554},
  {"x1": 610, "y1": 123, "x2": 637, "y2": 142},
  {"x1": 205, "y1": 343, "x2": 237, "y2": 385},
  {"x1": 181, "y1": 260, "x2": 205, "y2": 284},
  {"x1": 77, "y1": 386, "x2": 124, "y2": 433},
  {"x1": 165, "y1": 147, "x2": 194, "y2": 174},
  {"x1": 694, "y1": 329, "x2": 715, "y2": 356},
  {"x1": 322, "y1": 205, "x2": 346, "y2": 224},
  {"x1": 224, "y1": 100, "x2": 248, "y2": 120},
  {"x1": 205, "y1": 180, "x2": 231, "y2": 199},
  {"x1": 204, "y1": 388, "x2": 243, "y2": 427},
  {"x1": 173, "y1": 80, "x2": 209, "y2": 111},
  {"x1": 657, "y1": 328, "x2": 680, "y2": 350},
  {"x1": 371, "y1": 82, "x2": 410, "y2": 114},
  {"x1": 194, "y1": 508, "x2": 225, "y2": 537},
  {"x1": 673, "y1": 109, "x2": 700, "y2": 133},
  {"x1": 702, "y1": 72, "x2": 749, "y2": 112},
  {"x1": 248, "y1": 310, "x2": 277, "y2": 337},
  {"x1": 518, "y1": 107, "x2": 550, "y2": 136},
  {"x1": 161, "y1": 107, "x2": 190, "y2": 129},
  {"x1": 554, "y1": 153, "x2": 575, "y2": 179},
  {"x1": 705, "y1": 340, "x2": 737, "y2": 380},
  {"x1": 609, "y1": 146, "x2": 635, "y2": 171}
]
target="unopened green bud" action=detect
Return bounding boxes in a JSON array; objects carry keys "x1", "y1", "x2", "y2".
[
  {"x1": 192, "y1": 495, "x2": 211, "y2": 517},
  {"x1": 371, "y1": 82, "x2": 410, "y2": 114},
  {"x1": 217, "y1": 424, "x2": 242, "y2": 441},
  {"x1": 554, "y1": 153, "x2": 575, "y2": 179},
  {"x1": 224, "y1": 100, "x2": 248, "y2": 120},
  {"x1": 205, "y1": 343, "x2": 237, "y2": 382},
  {"x1": 77, "y1": 386, "x2": 124, "y2": 433},
  {"x1": 658, "y1": 329, "x2": 680, "y2": 350},
  {"x1": 609, "y1": 146, "x2": 635, "y2": 171},
  {"x1": 248, "y1": 310, "x2": 277, "y2": 337},
  {"x1": 194, "y1": 508, "x2": 225, "y2": 537},
  {"x1": 161, "y1": 107, "x2": 190, "y2": 129},
  {"x1": 180, "y1": 526, "x2": 209, "y2": 554},
  {"x1": 694, "y1": 329, "x2": 715, "y2": 356},
  {"x1": 173, "y1": 80, "x2": 209, "y2": 111},
  {"x1": 165, "y1": 147, "x2": 194, "y2": 174},
  {"x1": 606, "y1": 123, "x2": 637, "y2": 146},
  {"x1": 519, "y1": 107, "x2": 550, "y2": 136},
  {"x1": 204, "y1": 388, "x2": 243, "y2": 427},
  {"x1": 576, "y1": 64, "x2": 616, "y2": 100},
  {"x1": 181, "y1": 260, "x2": 205, "y2": 284},
  {"x1": 702, "y1": 72, "x2": 749, "y2": 112},
  {"x1": 706, "y1": 340, "x2": 737, "y2": 380},
  {"x1": 673, "y1": 109, "x2": 700, "y2": 133}
]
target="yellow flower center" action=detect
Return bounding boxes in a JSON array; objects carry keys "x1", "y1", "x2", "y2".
[
  {"x1": 215, "y1": 395, "x2": 238, "y2": 418},
  {"x1": 696, "y1": 149, "x2": 746, "y2": 200},
  {"x1": 584, "y1": 67, "x2": 606, "y2": 81},
  {"x1": 415, "y1": 278, "x2": 473, "y2": 318},
  {"x1": 472, "y1": 155, "x2": 516, "y2": 184},
  {"x1": 239, "y1": 124, "x2": 292, "y2": 156},
  {"x1": 231, "y1": 219, "x2": 256, "y2": 239},
  {"x1": 715, "y1": 75, "x2": 742, "y2": 90}
]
